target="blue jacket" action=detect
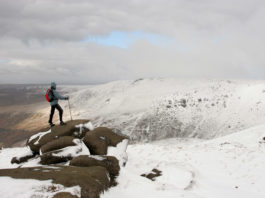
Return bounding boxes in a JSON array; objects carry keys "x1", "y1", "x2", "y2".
[{"x1": 49, "y1": 82, "x2": 67, "y2": 106}]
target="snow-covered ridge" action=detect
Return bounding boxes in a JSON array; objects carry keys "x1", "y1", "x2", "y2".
[{"x1": 62, "y1": 78, "x2": 265, "y2": 142}]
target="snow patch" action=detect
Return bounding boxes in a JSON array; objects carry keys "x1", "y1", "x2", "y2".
[
  {"x1": 28, "y1": 130, "x2": 51, "y2": 145},
  {"x1": 84, "y1": 121, "x2": 94, "y2": 130},
  {"x1": 0, "y1": 147, "x2": 37, "y2": 169},
  {"x1": 155, "y1": 164, "x2": 194, "y2": 190},
  {"x1": 89, "y1": 155, "x2": 105, "y2": 161},
  {"x1": 0, "y1": 177, "x2": 81, "y2": 198},
  {"x1": 11, "y1": 146, "x2": 33, "y2": 160},
  {"x1": 107, "y1": 139, "x2": 128, "y2": 167},
  {"x1": 75, "y1": 121, "x2": 94, "y2": 132}
]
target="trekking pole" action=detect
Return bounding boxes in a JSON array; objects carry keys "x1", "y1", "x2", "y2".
[{"x1": 68, "y1": 99, "x2": 73, "y2": 121}]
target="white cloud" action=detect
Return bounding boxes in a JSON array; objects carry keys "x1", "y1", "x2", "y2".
[
  {"x1": 9, "y1": 59, "x2": 40, "y2": 67},
  {"x1": 0, "y1": 0, "x2": 265, "y2": 83}
]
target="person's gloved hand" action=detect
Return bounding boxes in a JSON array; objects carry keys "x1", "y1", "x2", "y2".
[{"x1": 65, "y1": 96, "x2": 69, "y2": 100}]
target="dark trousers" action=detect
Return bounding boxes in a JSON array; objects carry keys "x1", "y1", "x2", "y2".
[{"x1": 49, "y1": 104, "x2": 63, "y2": 123}]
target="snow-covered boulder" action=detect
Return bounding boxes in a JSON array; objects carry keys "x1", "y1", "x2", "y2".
[
  {"x1": 70, "y1": 155, "x2": 120, "y2": 181},
  {"x1": 83, "y1": 127, "x2": 128, "y2": 155},
  {"x1": 27, "y1": 120, "x2": 92, "y2": 153},
  {"x1": 40, "y1": 139, "x2": 90, "y2": 165},
  {"x1": 40, "y1": 136, "x2": 77, "y2": 154}
]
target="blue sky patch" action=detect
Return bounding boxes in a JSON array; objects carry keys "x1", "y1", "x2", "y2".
[
  {"x1": 0, "y1": 59, "x2": 8, "y2": 63},
  {"x1": 84, "y1": 31, "x2": 173, "y2": 49}
]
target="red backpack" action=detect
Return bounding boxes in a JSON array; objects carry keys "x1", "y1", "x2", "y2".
[{"x1": 45, "y1": 89, "x2": 54, "y2": 102}]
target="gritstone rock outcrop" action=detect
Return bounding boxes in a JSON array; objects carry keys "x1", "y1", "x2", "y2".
[{"x1": 5, "y1": 119, "x2": 129, "y2": 198}]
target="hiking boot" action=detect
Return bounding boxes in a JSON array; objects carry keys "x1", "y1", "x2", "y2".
[
  {"x1": 49, "y1": 122, "x2": 55, "y2": 127},
  {"x1": 60, "y1": 121, "x2": 66, "y2": 126}
]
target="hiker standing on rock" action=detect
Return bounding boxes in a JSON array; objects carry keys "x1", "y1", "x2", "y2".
[{"x1": 46, "y1": 82, "x2": 69, "y2": 127}]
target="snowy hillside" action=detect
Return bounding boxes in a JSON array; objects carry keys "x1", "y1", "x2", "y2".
[
  {"x1": 1, "y1": 79, "x2": 265, "y2": 198},
  {"x1": 101, "y1": 124, "x2": 265, "y2": 198},
  {"x1": 60, "y1": 79, "x2": 265, "y2": 142}
]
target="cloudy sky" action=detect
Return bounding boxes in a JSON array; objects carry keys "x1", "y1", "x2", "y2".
[{"x1": 0, "y1": 0, "x2": 265, "y2": 84}]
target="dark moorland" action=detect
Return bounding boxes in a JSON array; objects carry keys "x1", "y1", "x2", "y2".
[{"x1": 0, "y1": 84, "x2": 59, "y2": 147}]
